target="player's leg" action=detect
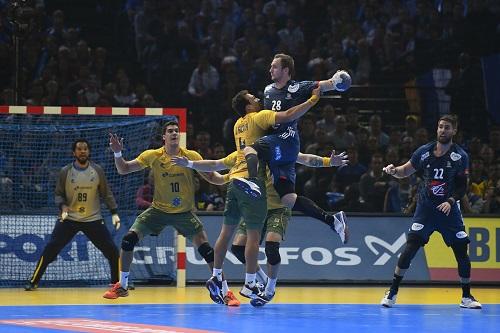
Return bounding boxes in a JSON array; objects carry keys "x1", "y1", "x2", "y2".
[
  {"x1": 441, "y1": 207, "x2": 481, "y2": 309},
  {"x1": 381, "y1": 206, "x2": 431, "y2": 307},
  {"x1": 273, "y1": 166, "x2": 349, "y2": 243},
  {"x1": 81, "y1": 219, "x2": 120, "y2": 284},
  {"x1": 25, "y1": 219, "x2": 78, "y2": 290}
]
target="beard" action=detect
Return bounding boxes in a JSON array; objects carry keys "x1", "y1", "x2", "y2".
[
  {"x1": 76, "y1": 156, "x2": 88, "y2": 164},
  {"x1": 437, "y1": 135, "x2": 452, "y2": 144}
]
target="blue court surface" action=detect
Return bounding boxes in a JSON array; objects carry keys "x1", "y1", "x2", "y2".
[{"x1": 0, "y1": 304, "x2": 498, "y2": 333}]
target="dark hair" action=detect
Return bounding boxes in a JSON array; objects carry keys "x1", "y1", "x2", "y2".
[
  {"x1": 438, "y1": 114, "x2": 458, "y2": 129},
  {"x1": 162, "y1": 120, "x2": 179, "y2": 133},
  {"x1": 232, "y1": 89, "x2": 249, "y2": 116},
  {"x1": 274, "y1": 53, "x2": 295, "y2": 78},
  {"x1": 72, "y1": 138, "x2": 91, "y2": 152}
]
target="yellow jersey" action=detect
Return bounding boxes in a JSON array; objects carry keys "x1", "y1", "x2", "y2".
[
  {"x1": 230, "y1": 110, "x2": 276, "y2": 179},
  {"x1": 223, "y1": 151, "x2": 284, "y2": 210},
  {"x1": 136, "y1": 146, "x2": 202, "y2": 213}
]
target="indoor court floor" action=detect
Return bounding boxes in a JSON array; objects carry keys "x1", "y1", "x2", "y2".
[{"x1": 0, "y1": 286, "x2": 498, "y2": 333}]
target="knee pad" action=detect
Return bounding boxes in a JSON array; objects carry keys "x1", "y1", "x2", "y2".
[
  {"x1": 397, "y1": 234, "x2": 424, "y2": 270},
  {"x1": 230, "y1": 244, "x2": 246, "y2": 264},
  {"x1": 198, "y1": 242, "x2": 214, "y2": 264},
  {"x1": 275, "y1": 179, "x2": 295, "y2": 198},
  {"x1": 121, "y1": 231, "x2": 139, "y2": 251},
  {"x1": 451, "y1": 242, "x2": 471, "y2": 278},
  {"x1": 265, "y1": 241, "x2": 281, "y2": 266}
]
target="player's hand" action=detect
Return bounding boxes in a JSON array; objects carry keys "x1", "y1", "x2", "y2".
[
  {"x1": 437, "y1": 202, "x2": 452, "y2": 216},
  {"x1": 111, "y1": 214, "x2": 121, "y2": 230},
  {"x1": 171, "y1": 156, "x2": 189, "y2": 167},
  {"x1": 383, "y1": 164, "x2": 396, "y2": 176},
  {"x1": 109, "y1": 133, "x2": 124, "y2": 153},
  {"x1": 60, "y1": 205, "x2": 69, "y2": 222},
  {"x1": 329, "y1": 150, "x2": 349, "y2": 167}
]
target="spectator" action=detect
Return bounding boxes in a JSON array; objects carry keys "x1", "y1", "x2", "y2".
[
  {"x1": 359, "y1": 153, "x2": 391, "y2": 211},
  {"x1": 136, "y1": 171, "x2": 154, "y2": 210}
]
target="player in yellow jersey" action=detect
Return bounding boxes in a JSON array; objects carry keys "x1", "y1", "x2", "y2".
[
  {"x1": 103, "y1": 120, "x2": 240, "y2": 306},
  {"x1": 172, "y1": 87, "x2": 323, "y2": 305},
  {"x1": 174, "y1": 149, "x2": 347, "y2": 306}
]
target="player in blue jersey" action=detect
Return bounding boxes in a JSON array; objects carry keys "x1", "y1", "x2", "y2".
[
  {"x1": 380, "y1": 115, "x2": 481, "y2": 309},
  {"x1": 233, "y1": 53, "x2": 351, "y2": 244}
]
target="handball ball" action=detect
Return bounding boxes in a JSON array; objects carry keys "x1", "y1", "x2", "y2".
[{"x1": 332, "y1": 70, "x2": 351, "y2": 92}]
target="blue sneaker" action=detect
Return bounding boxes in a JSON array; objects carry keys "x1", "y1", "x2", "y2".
[
  {"x1": 250, "y1": 291, "x2": 274, "y2": 307},
  {"x1": 232, "y1": 177, "x2": 261, "y2": 198},
  {"x1": 206, "y1": 276, "x2": 224, "y2": 304}
]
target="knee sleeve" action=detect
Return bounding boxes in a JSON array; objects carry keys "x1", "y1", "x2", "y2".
[
  {"x1": 265, "y1": 241, "x2": 281, "y2": 266},
  {"x1": 121, "y1": 231, "x2": 139, "y2": 251},
  {"x1": 452, "y1": 242, "x2": 471, "y2": 278},
  {"x1": 397, "y1": 234, "x2": 424, "y2": 270},
  {"x1": 230, "y1": 244, "x2": 246, "y2": 264},
  {"x1": 275, "y1": 179, "x2": 295, "y2": 198},
  {"x1": 198, "y1": 242, "x2": 214, "y2": 264}
]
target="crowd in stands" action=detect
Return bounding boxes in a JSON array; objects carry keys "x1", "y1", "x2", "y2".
[{"x1": 1, "y1": 0, "x2": 499, "y2": 214}]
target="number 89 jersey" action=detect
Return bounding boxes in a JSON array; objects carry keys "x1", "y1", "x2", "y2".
[
  {"x1": 410, "y1": 142, "x2": 469, "y2": 206},
  {"x1": 263, "y1": 80, "x2": 318, "y2": 142}
]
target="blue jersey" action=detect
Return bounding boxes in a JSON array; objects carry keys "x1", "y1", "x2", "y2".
[
  {"x1": 263, "y1": 80, "x2": 318, "y2": 146},
  {"x1": 410, "y1": 142, "x2": 469, "y2": 206}
]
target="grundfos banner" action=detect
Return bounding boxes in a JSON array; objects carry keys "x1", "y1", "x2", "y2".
[{"x1": 1, "y1": 215, "x2": 498, "y2": 284}]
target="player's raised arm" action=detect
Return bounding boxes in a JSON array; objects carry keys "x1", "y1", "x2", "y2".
[
  {"x1": 297, "y1": 150, "x2": 349, "y2": 168},
  {"x1": 274, "y1": 87, "x2": 321, "y2": 124},
  {"x1": 318, "y1": 70, "x2": 352, "y2": 92},
  {"x1": 109, "y1": 133, "x2": 143, "y2": 175},
  {"x1": 171, "y1": 156, "x2": 228, "y2": 172}
]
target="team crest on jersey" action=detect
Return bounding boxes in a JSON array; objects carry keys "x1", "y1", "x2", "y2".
[
  {"x1": 420, "y1": 151, "x2": 430, "y2": 161},
  {"x1": 288, "y1": 83, "x2": 299, "y2": 93},
  {"x1": 450, "y1": 152, "x2": 462, "y2": 161},
  {"x1": 429, "y1": 180, "x2": 446, "y2": 196},
  {"x1": 172, "y1": 197, "x2": 182, "y2": 207}
]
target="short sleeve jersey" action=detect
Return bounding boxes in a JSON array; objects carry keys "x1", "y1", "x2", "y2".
[
  {"x1": 136, "y1": 147, "x2": 203, "y2": 213},
  {"x1": 410, "y1": 142, "x2": 469, "y2": 206},
  {"x1": 263, "y1": 80, "x2": 318, "y2": 143},
  {"x1": 230, "y1": 110, "x2": 276, "y2": 179}
]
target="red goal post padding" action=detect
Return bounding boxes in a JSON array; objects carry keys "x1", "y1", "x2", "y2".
[{"x1": 0, "y1": 105, "x2": 188, "y2": 288}]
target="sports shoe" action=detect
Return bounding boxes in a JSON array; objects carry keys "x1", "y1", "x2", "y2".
[
  {"x1": 206, "y1": 276, "x2": 224, "y2": 304},
  {"x1": 381, "y1": 289, "x2": 397, "y2": 307},
  {"x1": 250, "y1": 291, "x2": 275, "y2": 307},
  {"x1": 24, "y1": 282, "x2": 38, "y2": 291},
  {"x1": 232, "y1": 177, "x2": 262, "y2": 198},
  {"x1": 239, "y1": 283, "x2": 264, "y2": 299},
  {"x1": 460, "y1": 296, "x2": 482, "y2": 309},
  {"x1": 103, "y1": 282, "x2": 129, "y2": 299},
  {"x1": 332, "y1": 211, "x2": 349, "y2": 244},
  {"x1": 223, "y1": 290, "x2": 241, "y2": 307}
]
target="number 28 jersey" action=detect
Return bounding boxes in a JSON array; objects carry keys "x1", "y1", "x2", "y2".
[
  {"x1": 263, "y1": 80, "x2": 318, "y2": 144},
  {"x1": 410, "y1": 142, "x2": 469, "y2": 206}
]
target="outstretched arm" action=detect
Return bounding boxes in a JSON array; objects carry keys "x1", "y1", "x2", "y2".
[
  {"x1": 383, "y1": 161, "x2": 416, "y2": 179},
  {"x1": 171, "y1": 156, "x2": 228, "y2": 172},
  {"x1": 109, "y1": 133, "x2": 144, "y2": 175},
  {"x1": 274, "y1": 87, "x2": 321, "y2": 123},
  {"x1": 318, "y1": 70, "x2": 351, "y2": 92},
  {"x1": 297, "y1": 150, "x2": 349, "y2": 167},
  {"x1": 197, "y1": 171, "x2": 227, "y2": 185}
]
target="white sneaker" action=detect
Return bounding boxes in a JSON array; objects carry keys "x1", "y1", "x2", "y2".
[
  {"x1": 233, "y1": 177, "x2": 262, "y2": 198},
  {"x1": 381, "y1": 290, "x2": 397, "y2": 307},
  {"x1": 460, "y1": 296, "x2": 482, "y2": 309},
  {"x1": 333, "y1": 211, "x2": 348, "y2": 244}
]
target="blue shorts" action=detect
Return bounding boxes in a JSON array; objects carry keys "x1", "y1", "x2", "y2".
[
  {"x1": 252, "y1": 134, "x2": 299, "y2": 185},
  {"x1": 409, "y1": 201, "x2": 470, "y2": 246}
]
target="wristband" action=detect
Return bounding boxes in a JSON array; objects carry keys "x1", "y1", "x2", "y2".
[
  {"x1": 114, "y1": 151, "x2": 122, "y2": 158},
  {"x1": 187, "y1": 160, "x2": 193, "y2": 168},
  {"x1": 308, "y1": 95, "x2": 319, "y2": 104},
  {"x1": 322, "y1": 157, "x2": 331, "y2": 167},
  {"x1": 446, "y1": 198, "x2": 455, "y2": 206}
]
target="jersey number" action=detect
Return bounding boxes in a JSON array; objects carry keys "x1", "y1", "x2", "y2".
[
  {"x1": 170, "y1": 182, "x2": 180, "y2": 192},
  {"x1": 77, "y1": 193, "x2": 87, "y2": 202},
  {"x1": 433, "y1": 168, "x2": 444, "y2": 179},
  {"x1": 271, "y1": 100, "x2": 282, "y2": 111}
]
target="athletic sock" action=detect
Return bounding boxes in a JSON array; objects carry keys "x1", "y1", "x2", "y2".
[
  {"x1": 256, "y1": 267, "x2": 268, "y2": 284},
  {"x1": 461, "y1": 283, "x2": 471, "y2": 298},
  {"x1": 222, "y1": 280, "x2": 229, "y2": 296},
  {"x1": 245, "y1": 273, "x2": 256, "y2": 288},
  {"x1": 389, "y1": 274, "x2": 403, "y2": 295},
  {"x1": 293, "y1": 196, "x2": 333, "y2": 227},
  {"x1": 265, "y1": 278, "x2": 277, "y2": 296},
  {"x1": 213, "y1": 268, "x2": 223, "y2": 282},
  {"x1": 120, "y1": 271, "x2": 129, "y2": 289}
]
